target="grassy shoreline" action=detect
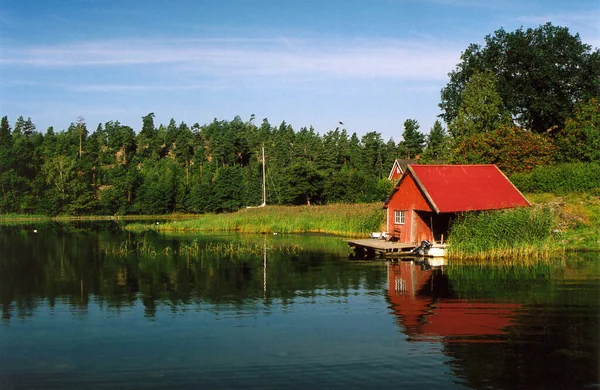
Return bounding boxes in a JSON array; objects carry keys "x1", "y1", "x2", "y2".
[
  {"x1": 448, "y1": 192, "x2": 599, "y2": 260},
  {"x1": 123, "y1": 203, "x2": 385, "y2": 238},
  {"x1": 1, "y1": 193, "x2": 598, "y2": 256}
]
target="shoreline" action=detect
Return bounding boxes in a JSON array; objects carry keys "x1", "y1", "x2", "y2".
[{"x1": 1, "y1": 194, "x2": 598, "y2": 254}]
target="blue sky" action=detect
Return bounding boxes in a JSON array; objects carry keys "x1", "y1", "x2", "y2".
[{"x1": 1, "y1": 0, "x2": 598, "y2": 141}]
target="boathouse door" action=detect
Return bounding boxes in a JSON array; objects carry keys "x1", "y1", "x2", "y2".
[{"x1": 414, "y1": 211, "x2": 452, "y2": 244}]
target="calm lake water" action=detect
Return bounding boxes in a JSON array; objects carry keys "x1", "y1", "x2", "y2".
[{"x1": 0, "y1": 222, "x2": 598, "y2": 389}]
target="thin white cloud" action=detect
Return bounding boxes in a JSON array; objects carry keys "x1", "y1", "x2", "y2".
[
  {"x1": 412, "y1": 0, "x2": 509, "y2": 9},
  {"x1": 0, "y1": 37, "x2": 461, "y2": 81}
]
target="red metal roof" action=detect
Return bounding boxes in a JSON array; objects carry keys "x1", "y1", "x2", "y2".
[{"x1": 406, "y1": 165, "x2": 530, "y2": 213}]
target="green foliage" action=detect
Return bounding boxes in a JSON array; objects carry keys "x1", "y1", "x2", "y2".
[
  {"x1": 448, "y1": 70, "x2": 510, "y2": 139},
  {"x1": 510, "y1": 162, "x2": 600, "y2": 194},
  {"x1": 448, "y1": 207, "x2": 553, "y2": 259},
  {"x1": 1, "y1": 114, "x2": 413, "y2": 215},
  {"x1": 554, "y1": 98, "x2": 600, "y2": 163},
  {"x1": 4, "y1": 96, "x2": 595, "y2": 218},
  {"x1": 281, "y1": 162, "x2": 324, "y2": 205},
  {"x1": 400, "y1": 119, "x2": 425, "y2": 158},
  {"x1": 452, "y1": 126, "x2": 557, "y2": 173},
  {"x1": 421, "y1": 120, "x2": 451, "y2": 161},
  {"x1": 440, "y1": 23, "x2": 600, "y2": 133}
]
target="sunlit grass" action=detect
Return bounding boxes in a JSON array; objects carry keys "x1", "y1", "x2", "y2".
[
  {"x1": 448, "y1": 192, "x2": 600, "y2": 260},
  {"x1": 124, "y1": 203, "x2": 385, "y2": 237}
]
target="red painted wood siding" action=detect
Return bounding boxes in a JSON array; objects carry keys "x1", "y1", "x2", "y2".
[{"x1": 386, "y1": 173, "x2": 433, "y2": 243}]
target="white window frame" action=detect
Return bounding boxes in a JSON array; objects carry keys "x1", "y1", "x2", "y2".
[{"x1": 394, "y1": 210, "x2": 405, "y2": 225}]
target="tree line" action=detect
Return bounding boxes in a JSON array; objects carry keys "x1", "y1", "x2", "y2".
[
  {"x1": 0, "y1": 112, "x2": 441, "y2": 215},
  {"x1": 0, "y1": 23, "x2": 598, "y2": 216}
]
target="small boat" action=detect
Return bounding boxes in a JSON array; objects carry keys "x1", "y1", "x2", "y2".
[
  {"x1": 411, "y1": 240, "x2": 447, "y2": 257},
  {"x1": 425, "y1": 244, "x2": 447, "y2": 258}
]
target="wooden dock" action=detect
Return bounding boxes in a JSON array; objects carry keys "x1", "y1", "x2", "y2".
[{"x1": 347, "y1": 239, "x2": 416, "y2": 258}]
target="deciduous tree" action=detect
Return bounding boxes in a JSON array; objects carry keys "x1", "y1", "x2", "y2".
[{"x1": 440, "y1": 23, "x2": 600, "y2": 133}]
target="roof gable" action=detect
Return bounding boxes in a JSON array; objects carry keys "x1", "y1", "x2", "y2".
[
  {"x1": 388, "y1": 159, "x2": 403, "y2": 181},
  {"x1": 408, "y1": 165, "x2": 530, "y2": 213},
  {"x1": 388, "y1": 159, "x2": 419, "y2": 181}
]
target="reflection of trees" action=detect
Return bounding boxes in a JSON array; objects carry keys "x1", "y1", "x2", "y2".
[
  {"x1": 0, "y1": 225, "x2": 387, "y2": 323},
  {"x1": 385, "y1": 257, "x2": 599, "y2": 389}
]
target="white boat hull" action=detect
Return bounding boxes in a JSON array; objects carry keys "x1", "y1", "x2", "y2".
[{"x1": 424, "y1": 245, "x2": 447, "y2": 258}]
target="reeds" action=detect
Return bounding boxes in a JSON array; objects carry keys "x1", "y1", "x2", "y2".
[
  {"x1": 447, "y1": 207, "x2": 556, "y2": 261},
  {"x1": 105, "y1": 237, "x2": 304, "y2": 259},
  {"x1": 205, "y1": 242, "x2": 302, "y2": 255},
  {"x1": 105, "y1": 237, "x2": 158, "y2": 257}
]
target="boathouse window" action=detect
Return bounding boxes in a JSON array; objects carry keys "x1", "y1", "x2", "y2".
[{"x1": 394, "y1": 210, "x2": 405, "y2": 225}]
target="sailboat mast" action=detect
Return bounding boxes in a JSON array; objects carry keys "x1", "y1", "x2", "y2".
[{"x1": 261, "y1": 146, "x2": 266, "y2": 207}]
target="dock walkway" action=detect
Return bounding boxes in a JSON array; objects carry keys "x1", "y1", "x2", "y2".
[{"x1": 347, "y1": 239, "x2": 416, "y2": 257}]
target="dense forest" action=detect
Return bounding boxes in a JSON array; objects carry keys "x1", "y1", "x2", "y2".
[{"x1": 1, "y1": 23, "x2": 599, "y2": 216}]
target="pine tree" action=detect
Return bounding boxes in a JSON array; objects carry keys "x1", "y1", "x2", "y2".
[
  {"x1": 400, "y1": 119, "x2": 425, "y2": 158},
  {"x1": 422, "y1": 120, "x2": 451, "y2": 161}
]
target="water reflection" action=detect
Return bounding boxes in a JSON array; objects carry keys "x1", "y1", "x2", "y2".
[
  {"x1": 0, "y1": 224, "x2": 385, "y2": 323},
  {"x1": 1, "y1": 223, "x2": 599, "y2": 389},
  {"x1": 387, "y1": 260, "x2": 519, "y2": 343},
  {"x1": 386, "y1": 257, "x2": 600, "y2": 388}
]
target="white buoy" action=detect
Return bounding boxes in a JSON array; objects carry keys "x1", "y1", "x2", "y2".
[{"x1": 33, "y1": 229, "x2": 37, "y2": 233}]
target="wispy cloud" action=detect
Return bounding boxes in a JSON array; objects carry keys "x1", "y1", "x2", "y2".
[
  {"x1": 0, "y1": 37, "x2": 461, "y2": 82},
  {"x1": 414, "y1": 0, "x2": 509, "y2": 9}
]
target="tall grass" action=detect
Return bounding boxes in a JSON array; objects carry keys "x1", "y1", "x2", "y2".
[
  {"x1": 124, "y1": 203, "x2": 385, "y2": 237},
  {"x1": 448, "y1": 207, "x2": 555, "y2": 260}
]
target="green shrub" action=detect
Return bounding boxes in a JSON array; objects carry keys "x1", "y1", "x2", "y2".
[
  {"x1": 511, "y1": 162, "x2": 600, "y2": 194},
  {"x1": 452, "y1": 126, "x2": 557, "y2": 174}
]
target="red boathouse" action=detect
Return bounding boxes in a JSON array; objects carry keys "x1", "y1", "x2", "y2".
[{"x1": 383, "y1": 164, "x2": 530, "y2": 244}]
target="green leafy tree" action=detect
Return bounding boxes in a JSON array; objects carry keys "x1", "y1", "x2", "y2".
[
  {"x1": 440, "y1": 23, "x2": 600, "y2": 133},
  {"x1": 448, "y1": 70, "x2": 510, "y2": 140},
  {"x1": 555, "y1": 98, "x2": 600, "y2": 162},
  {"x1": 281, "y1": 162, "x2": 324, "y2": 205},
  {"x1": 452, "y1": 126, "x2": 557, "y2": 173}
]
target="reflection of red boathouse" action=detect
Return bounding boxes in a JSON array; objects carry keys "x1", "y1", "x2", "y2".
[{"x1": 387, "y1": 262, "x2": 519, "y2": 342}]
